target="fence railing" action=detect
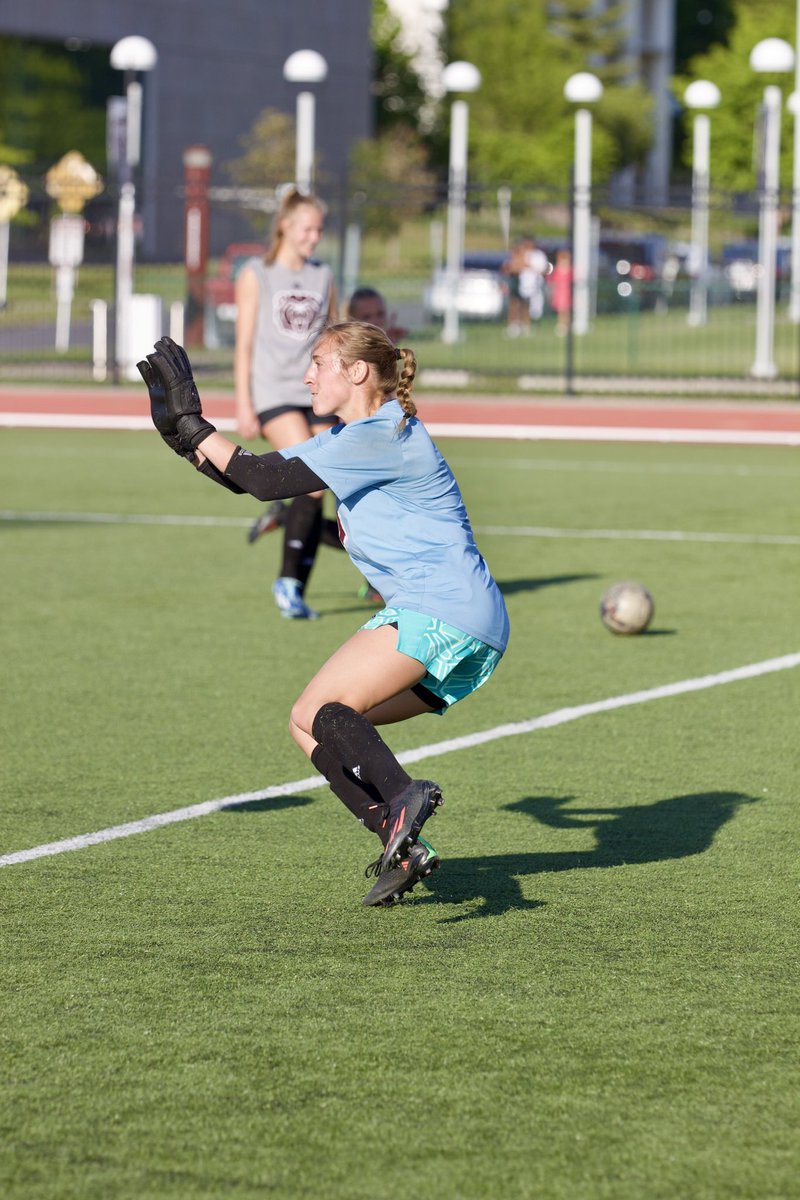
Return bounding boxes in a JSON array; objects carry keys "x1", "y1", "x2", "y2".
[{"x1": 1, "y1": 178, "x2": 798, "y2": 396}]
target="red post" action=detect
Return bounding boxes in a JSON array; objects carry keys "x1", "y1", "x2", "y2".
[{"x1": 182, "y1": 145, "x2": 212, "y2": 346}]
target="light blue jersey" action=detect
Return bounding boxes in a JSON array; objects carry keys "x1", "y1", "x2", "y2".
[{"x1": 279, "y1": 400, "x2": 509, "y2": 654}]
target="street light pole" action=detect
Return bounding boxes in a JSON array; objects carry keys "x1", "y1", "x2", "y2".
[
  {"x1": 564, "y1": 72, "x2": 603, "y2": 337},
  {"x1": 789, "y1": 87, "x2": 800, "y2": 321},
  {"x1": 110, "y1": 35, "x2": 157, "y2": 382},
  {"x1": 790, "y1": 0, "x2": 800, "y2": 321},
  {"x1": 749, "y1": 38, "x2": 795, "y2": 379},
  {"x1": 283, "y1": 50, "x2": 328, "y2": 193},
  {"x1": 441, "y1": 60, "x2": 481, "y2": 345},
  {"x1": 684, "y1": 80, "x2": 721, "y2": 327}
]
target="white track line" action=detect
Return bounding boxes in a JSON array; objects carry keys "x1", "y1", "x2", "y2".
[
  {"x1": 2, "y1": 510, "x2": 797, "y2": 546},
  {"x1": 2, "y1": 652, "x2": 798, "y2": 868},
  {"x1": 1, "y1": 412, "x2": 799, "y2": 446}
]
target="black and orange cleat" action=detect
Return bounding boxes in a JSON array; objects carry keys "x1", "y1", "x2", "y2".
[
  {"x1": 381, "y1": 780, "x2": 443, "y2": 871},
  {"x1": 362, "y1": 838, "x2": 440, "y2": 906}
]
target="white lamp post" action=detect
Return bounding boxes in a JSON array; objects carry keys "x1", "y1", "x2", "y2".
[
  {"x1": 283, "y1": 50, "x2": 328, "y2": 193},
  {"x1": 788, "y1": 88, "x2": 800, "y2": 321},
  {"x1": 441, "y1": 60, "x2": 481, "y2": 345},
  {"x1": 749, "y1": 37, "x2": 794, "y2": 379},
  {"x1": 564, "y1": 72, "x2": 603, "y2": 336},
  {"x1": 790, "y1": 0, "x2": 800, "y2": 322},
  {"x1": 684, "y1": 80, "x2": 721, "y2": 327},
  {"x1": 110, "y1": 35, "x2": 157, "y2": 380}
]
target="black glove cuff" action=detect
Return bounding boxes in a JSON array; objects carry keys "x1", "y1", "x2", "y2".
[{"x1": 176, "y1": 413, "x2": 216, "y2": 450}]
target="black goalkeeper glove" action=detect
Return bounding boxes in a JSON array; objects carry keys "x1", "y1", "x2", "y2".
[
  {"x1": 137, "y1": 356, "x2": 196, "y2": 462},
  {"x1": 145, "y1": 336, "x2": 217, "y2": 451}
]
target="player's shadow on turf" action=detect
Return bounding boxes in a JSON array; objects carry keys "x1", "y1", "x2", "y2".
[
  {"x1": 497, "y1": 573, "x2": 599, "y2": 596},
  {"x1": 422, "y1": 790, "x2": 757, "y2": 922},
  {"x1": 221, "y1": 794, "x2": 315, "y2": 814}
]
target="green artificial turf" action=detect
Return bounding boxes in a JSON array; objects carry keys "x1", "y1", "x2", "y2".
[{"x1": 1, "y1": 430, "x2": 799, "y2": 1199}]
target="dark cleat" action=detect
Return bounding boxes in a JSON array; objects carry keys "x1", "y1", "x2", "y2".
[
  {"x1": 248, "y1": 500, "x2": 287, "y2": 544},
  {"x1": 362, "y1": 838, "x2": 440, "y2": 907},
  {"x1": 381, "y1": 780, "x2": 443, "y2": 871}
]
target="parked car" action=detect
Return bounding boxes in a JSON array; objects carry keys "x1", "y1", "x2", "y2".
[
  {"x1": 423, "y1": 250, "x2": 508, "y2": 321},
  {"x1": 721, "y1": 239, "x2": 791, "y2": 301},
  {"x1": 203, "y1": 242, "x2": 263, "y2": 347},
  {"x1": 595, "y1": 233, "x2": 667, "y2": 311}
]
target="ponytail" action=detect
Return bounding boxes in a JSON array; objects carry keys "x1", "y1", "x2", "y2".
[{"x1": 395, "y1": 347, "x2": 417, "y2": 430}]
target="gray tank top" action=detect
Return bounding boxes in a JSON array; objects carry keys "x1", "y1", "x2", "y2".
[{"x1": 247, "y1": 256, "x2": 333, "y2": 410}]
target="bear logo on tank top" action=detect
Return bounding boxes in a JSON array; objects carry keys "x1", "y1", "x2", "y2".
[{"x1": 273, "y1": 289, "x2": 324, "y2": 339}]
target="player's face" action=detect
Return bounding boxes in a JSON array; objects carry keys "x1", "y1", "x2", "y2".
[
  {"x1": 304, "y1": 339, "x2": 352, "y2": 418},
  {"x1": 282, "y1": 204, "x2": 324, "y2": 258}
]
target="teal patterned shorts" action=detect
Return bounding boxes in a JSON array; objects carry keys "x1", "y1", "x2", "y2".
[{"x1": 361, "y1": 606, "x2": 503, "y2": 713}]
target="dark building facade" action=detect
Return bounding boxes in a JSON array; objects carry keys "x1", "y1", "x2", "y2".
[{"x1": 0, "y1": 0, "x2": 372, "y2": 257}]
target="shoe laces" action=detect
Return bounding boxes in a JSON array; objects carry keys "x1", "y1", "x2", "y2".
[{"x1": 364, "y1": 854, "x2": 384, "y2": 879}]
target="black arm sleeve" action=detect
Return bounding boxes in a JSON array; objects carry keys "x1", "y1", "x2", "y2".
[
  {"x1": 196, "y1": 458, "x2": 247, "y2": 494},
  {"x1": 223, "y1": 447, "x2": 327, "y2": 501}
]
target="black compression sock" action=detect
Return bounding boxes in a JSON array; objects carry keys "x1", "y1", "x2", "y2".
[
  {"x1": 281, "y1": 495, "x2": 322, "y2": 586},
  {"x1": 312, "y1": 702, "x2": 412, "y2": 806},
  {"x1": 311, "y1": 744, "x2": 389, "y2": 842},
  {"x1": 320, "y1": 518, "x2": 345, "y2": 550}
]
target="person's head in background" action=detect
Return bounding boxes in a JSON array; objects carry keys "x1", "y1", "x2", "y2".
[
  {"x1": 265, "y1": 186, "x2": 326, "y2": 266},
  {"x1": 346, "y1": 287, "x2": 408, "y2": 343},
  {"x1": 346, "y1": 287, "x2": 389, "y2": 328}
]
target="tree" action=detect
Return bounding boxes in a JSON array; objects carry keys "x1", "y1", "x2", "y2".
[
  {"x1": 371, "y1": 0, "x2": 429, "y2": 134},
  {"x1": 225, "y1": 109, "x2": 297, "y2": 190},
  {"x1": 349, "y1": 125, "x2": 436, "y2": 239},
  {"x1": 677, "y1": 0, "x2": 795, "y2": 191},
  {"x1": 439, "y1": 0, "x2": 652, "y2": 189},
  {"x1": 0, "y1": 37, "x2": 112, "y2": 173}
]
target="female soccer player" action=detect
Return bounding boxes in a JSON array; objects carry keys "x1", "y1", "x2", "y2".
[
  {"x1": 139, "y1": 325, "x2": 509, "y2": 907},
  {"x1": 234, "y1": 186, "x2": 338, "y2": 619}
]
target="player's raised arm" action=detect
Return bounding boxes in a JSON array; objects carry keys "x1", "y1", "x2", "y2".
[{"x1": 139, "y1": 337, "x2": 326, "y2": 501}]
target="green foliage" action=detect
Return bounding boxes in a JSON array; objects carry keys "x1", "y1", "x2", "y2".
[
  {"x1": 371, "y1": 0, "x2": 429, "y2": 133},
  {"x1": 0, "y1": 37, "x2": 111, "y2": 173},
  {"x1": 443, "y1": 0, "x2": 652, "y2": 187},
  {"x1": 225, "y1": 108, "x2": 297, "y2": 190},
  {"x1": 677, "y1": 0, "x2": 795, "y2": 190},
  {"x1": 349, "y1": 126, "x2": 437, "y2": 238}
]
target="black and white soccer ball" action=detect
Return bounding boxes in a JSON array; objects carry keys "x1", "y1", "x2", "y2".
[{"x1": 600, "y1": 581, "x2": 654, "y2": 635}]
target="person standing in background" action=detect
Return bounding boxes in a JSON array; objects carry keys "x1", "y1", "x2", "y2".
[
  {"x1": 250, "y1": 284, "x2": 406, "y2": 606},
  {"x1": 548, "y1": 248, "x2": 573, "y2": 336},
  {"x1": 235, "y1": 186, "x2": 338, "y2": 619}
]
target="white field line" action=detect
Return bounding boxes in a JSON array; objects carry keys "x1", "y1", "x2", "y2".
[
  {"x1": 1, "y1": 411, "x2": 799, "y2": 446},
  {"x1": 477, "y1": 525, "x2": 800, "y2": 547},
  {"x1": 2, "y1": 651, "x2": 798, "y2": 869},
  {"x1": 2, "y1": 509, "x2": 798, "y2": 546}
]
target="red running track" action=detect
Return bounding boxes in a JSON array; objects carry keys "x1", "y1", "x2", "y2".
[{"x1": 1, "y1": 385, "x2": 799, "y2": 445}]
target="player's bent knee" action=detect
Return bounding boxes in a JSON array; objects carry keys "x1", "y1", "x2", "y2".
[{"x1": 311, "y1": 701, "x2": 350, "y2": 745}]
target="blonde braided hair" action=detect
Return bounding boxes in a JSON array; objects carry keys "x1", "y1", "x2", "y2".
[{"x1": 321, "y1": 321, "x2": 418, "y2": 430}]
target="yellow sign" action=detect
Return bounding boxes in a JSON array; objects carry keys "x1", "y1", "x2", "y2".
[
  {"x1": 45, "y1": 152, "x2": 103, "y2": 214},
  {"x1": 0, "y1": 165, "x2": 28, "y2": 223}
]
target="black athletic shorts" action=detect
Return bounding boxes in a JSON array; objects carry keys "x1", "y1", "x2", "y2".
[{"x1": 257, "y1": 403, "x2": 338, "y2": 428}]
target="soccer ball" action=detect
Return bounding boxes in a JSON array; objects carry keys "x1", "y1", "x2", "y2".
[{"x1": 600, "y1": 581, "x2": 654, "y2": 635}]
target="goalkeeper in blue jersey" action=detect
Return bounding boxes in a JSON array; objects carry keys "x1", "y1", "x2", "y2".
[{"x1": 138, "y1": 323, "x2": 509, "y2": 907}]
